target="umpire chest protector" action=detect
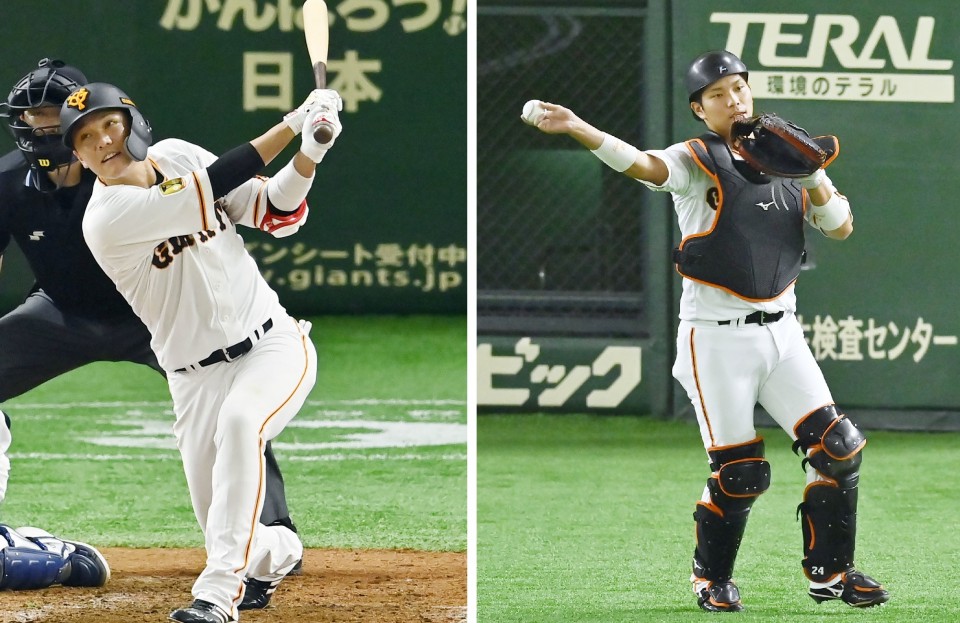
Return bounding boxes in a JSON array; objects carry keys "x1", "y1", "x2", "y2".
[{"x1": 673, "y1": 132, "x2": 807, "y2": 301}]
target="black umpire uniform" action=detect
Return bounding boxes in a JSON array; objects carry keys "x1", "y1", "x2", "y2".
[{"x1": 0, "y1": 150, "x2": 160, "y2": 396}]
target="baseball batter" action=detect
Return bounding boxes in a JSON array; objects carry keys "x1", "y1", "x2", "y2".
[
  {"x1": 0, "y1": 60, "x2": 302, "y2": 590},
  {"x1": 522, "y1": 50, "x2": 888, "y2": 611},
  {"x1": 59, "y1": 82, "x2": 341, "y2": 623}
]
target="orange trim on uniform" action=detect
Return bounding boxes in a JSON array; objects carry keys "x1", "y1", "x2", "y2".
[
  {"x1": 676, "y1": 139, "x2": 795, "y2": 303},
  {"x1": 707, "y1": 436, "x2": 764, "y2": 453},
  {"x1": 253, "y1": 175, "x2": 270, "y2": 229},
  {"x1": 821, "y1": 418, "x2": 867, "y2": 460},
  {"x1": 674, "y1": 268, "x2": 797, "y2": 303},
  {"x1": 231, "y1": 435, "x2": 268, "y2": 605},
  {"x1": 679, "y1": 139, "x2": 724, "y2": 243},
  {"x1": 791, "y1": 403, "x2": 835, "y2": 437},
  {"x1": 696, "y1": 499, "x2": 725, "y2": 518},
  {"x1": 819, "y1": 135, "x2": 841, "y2": 168},
  {"x1": 803, "y1": 479, "x2": 838, "y2": 497},
  {"x1": 191, "y1": 171, "x2": 209, "y2": 231},
  {"x1": 232, "y1": 319, "x2": 313, "y2": 599},
  {"x1": 715, "y1": 460, "x2": 767, "y2": 498},
  {"x1": 805, "y1": 515, "x2": 816, "y2": 549},
  {"x1": 689, "y1": 327, "x2": 715, "y2": 445}
]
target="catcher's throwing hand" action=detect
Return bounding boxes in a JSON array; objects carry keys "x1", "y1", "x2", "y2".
[
  {"x1": 520, "y1": 100, "x2": 582, "y2": 135},
  {"x1": 731, "y1": 113, "x2": 838, "y2": 178}
]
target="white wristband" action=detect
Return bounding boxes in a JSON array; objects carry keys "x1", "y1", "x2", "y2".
[
  {"x1": 799, "y1": 168, "x2": 825, "y2": 190},
  {"x1": 809, "y1": 191, "x2": 850, "y2": 232},
  {"x1": 591, "y1": 133, "x2": 638, "y2": 172}
]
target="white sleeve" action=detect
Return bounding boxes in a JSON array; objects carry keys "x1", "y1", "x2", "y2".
[
  {"x1": 215, "y1": 175, "x2": 269, "y2": 229},
  {"x1": 82, "y1": 173, "x2": 221, "y2": 264},
  {"x1": 638, "y1": 143, "x2": 699, "y2": 195},
  {"x1": 218, "y1": 160, "x2": 313, "y2": 237}
]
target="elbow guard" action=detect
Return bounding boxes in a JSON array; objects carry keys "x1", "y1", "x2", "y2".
[{"x1": 260, "y1": 200, "x2": 309, "y2": 238}]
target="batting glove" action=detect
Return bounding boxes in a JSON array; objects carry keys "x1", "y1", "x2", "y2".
[
  {"x1": 314, "y1": 88, "x2": 342, "y2": 113},
  {"x1": 282, "y1": 88, "x2": 341, "y2": 134},
  {"x1": 300, "y1": 105, "x2": 342, "y2": 163}
]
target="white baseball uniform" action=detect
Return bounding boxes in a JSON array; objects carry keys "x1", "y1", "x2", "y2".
[
  {"x1": 82, "y1": 138, "x2": 314, "y2": 618},
  {"x1": 640, "y1": 143, "x2": 838, "y2": 451}
]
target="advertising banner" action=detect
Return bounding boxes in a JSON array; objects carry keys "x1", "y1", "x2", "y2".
[
  {"x1": 0, "y1": 0, "x2": 467, "y2": 315},
  {"x1": 671, "y1": 1, "x2": 959, "y2": 411}
]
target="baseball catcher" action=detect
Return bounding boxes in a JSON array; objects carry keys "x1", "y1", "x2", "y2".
[
  {"x1": 0, "y1": 524, "x2": 109, "y2": 590},
  {"x1": 522, "y1": 48, "x2": 888, "y2": 612}
]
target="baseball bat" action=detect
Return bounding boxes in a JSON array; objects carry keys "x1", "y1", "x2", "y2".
[{"x1": 302, "y1": 0, "x2": 335, "y2": 144}]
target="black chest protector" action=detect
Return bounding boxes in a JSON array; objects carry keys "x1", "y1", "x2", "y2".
[{"x1": 672, "y1": 132, "x2": 807, "y2": 301}]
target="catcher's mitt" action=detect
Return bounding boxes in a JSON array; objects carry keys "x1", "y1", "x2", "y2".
[{"x1": 731, "y1": 113, "x2": 838, "y2": 178}]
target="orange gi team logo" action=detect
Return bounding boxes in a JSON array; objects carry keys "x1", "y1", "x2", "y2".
[{"x1": 66, "y1": 87, "x2": 89, "y2": 111}]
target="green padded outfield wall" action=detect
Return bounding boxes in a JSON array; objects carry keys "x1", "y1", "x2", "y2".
[
  {"x1": 671, "y1": 0, "x2": 959, "y2": 425},
  {"x1": 477, "y1": 1, "x2": 959, "y2": 428},
  {"x1": 0, "y1": 0, "x2": 466, "y2": 315}
]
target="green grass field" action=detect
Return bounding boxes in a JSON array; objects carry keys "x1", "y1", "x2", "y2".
[
  {"x1": 1, "y1": 315, "x2": 466, "y2": 552},
  {"x1": 478, "y1": 413, "x2": 960, "y2": 623}
]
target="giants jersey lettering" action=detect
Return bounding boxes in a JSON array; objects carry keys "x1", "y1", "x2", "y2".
[
  {"x1": 82, "y1": 138, "x2": 286, "y2": 372},
  {"x1": 152, "y1": 202, "x2": 229, "y2": 269}
]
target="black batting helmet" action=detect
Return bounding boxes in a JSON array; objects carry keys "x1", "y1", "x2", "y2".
[
  {"x1": 0, "y1": 58, "x2": 88, "y2": 185},
  {"x1": 61, "y1": 82, "x2": 153, "y2": 162},
  {"x1": 684, "y1": 50, "x2": 749, "y2": 102}
]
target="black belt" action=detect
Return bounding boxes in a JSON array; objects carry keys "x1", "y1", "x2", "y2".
[
  {"x1": 175, "y1": 318, "x2": 273, "y2": 372},
  {"x1": 717, "y1": 311, "x2": 784, "y2": 326}
]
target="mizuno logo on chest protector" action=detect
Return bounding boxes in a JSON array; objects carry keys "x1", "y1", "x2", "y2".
[{"x1": 673, "y1": 133, "x2": 807, "y2": 301}]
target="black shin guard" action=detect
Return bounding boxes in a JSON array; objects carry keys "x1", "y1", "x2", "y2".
[
  {"x1": 793, "y1": 405, "x2": 866, "y2": 582},
  {"x1": 693, "y1": 504, "x2": 751, "y2": 583},
  {"x1": 692, "y1": 438, "x2": 771, "y2": 582},
  {"x1": 798, "y1": 483, "x2": 858, "y2": 582}
]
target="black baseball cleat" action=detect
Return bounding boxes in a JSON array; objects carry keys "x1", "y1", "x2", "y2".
[
  {"x1": 693, "y1": 578, "x2": 745, "y2": 612},
  {"x1": 239, "y1": 576, "x2": 284, "y2": 610},
  {"x1": 809, "y1": 570, "x2": 889, "y2": 607},
  {"x1": 169, "y1": 599, "x2": 234, "y2": 623}
]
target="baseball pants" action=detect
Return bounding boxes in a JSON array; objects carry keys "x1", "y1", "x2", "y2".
[
  {"x1": 673, "y1": 313, "x2": 835, "y2": 451},
  {"x1": 167, "y1": 314, "x2": 316, "y2": 616}
]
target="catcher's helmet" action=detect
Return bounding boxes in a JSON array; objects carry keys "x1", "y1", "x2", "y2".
[
  {"x1": 0, "y1": 58, "x2": 88, "y2": 187},
  {"x1": 684, "y1": 50, "x2": 749, "y2": 102},
  {"x1": 61, "y1": 82, "x2": 152, "y2": 162}
]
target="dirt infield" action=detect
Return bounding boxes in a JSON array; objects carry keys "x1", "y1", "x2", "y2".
[{"x1": 0, "y1": 547, "x2": 466, "y2": 623}]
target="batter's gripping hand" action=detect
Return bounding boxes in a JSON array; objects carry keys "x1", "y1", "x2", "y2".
[
  {"x1": 731, "y1": 113, "x2": 839, "y2": 178},
  {"x1": 283, "y1": 89, "x2": 342, "y2": 135},
  {"x1": 300, "y1": 105, "x2": 342, "y2": 163}
]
